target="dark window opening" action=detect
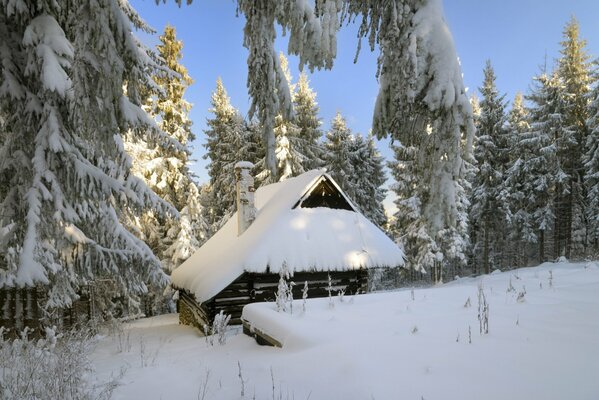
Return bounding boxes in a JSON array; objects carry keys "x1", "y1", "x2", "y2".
[{"x1": 293, "y1": 177, "x2": 354, "y2": 211}]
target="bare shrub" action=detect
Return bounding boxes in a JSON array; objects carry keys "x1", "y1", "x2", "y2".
[
  {"x1": 0, "y1": 326, "x2": 124, "y2": 400},
  {"x1": 203, "y1": 311, "x2": 231, "y2": 346},
  {"x1": 105, "y1": 318, "x2": 131, "y2": 353},
  {"x1": 477, "y1": 284, "x2": 489, "y2": 335},
  {"x1": 516, "y1": 286, "x2": 527, "y2": 303}
]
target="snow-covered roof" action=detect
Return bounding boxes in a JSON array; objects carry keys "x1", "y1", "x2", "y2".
[{"x1": 171, "y1": 170, "x2": 404, "y2": 302}]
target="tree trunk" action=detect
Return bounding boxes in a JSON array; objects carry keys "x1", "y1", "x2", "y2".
[
  {"x1": 263, "y1": 120, "x2": 278, "y2": 180},
  {"x1": 539, "y1": 229, "x2": 545, "y2": 264},
  {"x1": 565, "y1": 179, "x2": 574, "y2": 259},
  {"x1": 483, "y1": 220, "x2": 490, "y2": 275},
  {"x1": 553, "y1": 202, "x2": 561, "y2": 260}
]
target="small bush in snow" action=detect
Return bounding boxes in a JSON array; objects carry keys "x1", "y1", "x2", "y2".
[
  {"x1": 507, "y1": 276, "x2": 516, "y2": 293},
  {"x1": 477, "y1": 284, "x2": 489, "y2": 335},
  {"x1": 204, "y1": 311, "x2": 231, "y2": 346},
  {"x1": 327, "y1": 273, "x2": 334, "y2": 309},
  {"x1": 337, "y1": 288, "x2": 345, "y2": 302},
  {"x1": 548, "y1": 270, "x2": 553, "y2": 288},
  {"x1": 106, "y1": 318, "x2": 131, "y2": 353},
  {"x1": 302, "y1": 281, "x2": 308, "y2": 313},
  {"x1": 516, "y1": 286, "x2": 526, "y2": 303},
  {"x1": 0, "y1": 326, "x2": 122, "y2": 400},
  {"x1": 275, "y1": 262, "x2": 294, "y2": 313},
  {"x1": 463, "y1": 297, "x2": 471, "y2": 308},
  {"x1": 137, "y1": 335, "x2": 164, "y2": 368}
]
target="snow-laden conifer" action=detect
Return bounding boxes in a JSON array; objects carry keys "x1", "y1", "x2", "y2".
[
  {"x1": 321, "y1": 114, "x2": 386, "y2": 228},
  {"x1": 203, "y1": 79, "x2": 264, "y2": 231},
  {"x1": 556, "y1": 17, "x2": 594, "y2": 257},
  {"x1": 585, "y1": 74, "x2": 599, "y2": 254},
  {"x1": 0, "y1": 0, "x2": 173, "y2": 314},
  {"x1": 469, "y1": 61, "x2": 510, "y2": 273},
  {"x1": 293, "y1": 72, "x2": 324, "y2": 171},
  {"x1": 352, "y1": 1, "x2": 474, "y2": 281},
  {"x1": 125, "y1": 25, "x2": 205, "y2": 273},
  {"x1": 323, "y1": 112, "x2": 354, "y2": 192},
  {"x1": 257, "y1": 54, "x2": 310, "y2": 183},
  {"x1": 503, "y1": 93, "x2": 535, "y2": 266},
  {"x1": 389, "y1": 142, "x2": 438, "y2": 275},
  {"x1": 524, "y1": 72, "x2": 572, "y2": 262},
  {"x1": 203, "y1": 79, "x2": 247, "y2": 226},
  {"x1": 349, "y1": 134, "x2": 387, "y2": 228}
]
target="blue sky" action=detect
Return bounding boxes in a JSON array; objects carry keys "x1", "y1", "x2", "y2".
[{"x1": 130, "y1": 0, "x2": 599, "y2": 192}]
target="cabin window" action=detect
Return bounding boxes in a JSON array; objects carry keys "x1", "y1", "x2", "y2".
[{"x1": 293, "y1": 177, "x2": 354, "y2": 211}]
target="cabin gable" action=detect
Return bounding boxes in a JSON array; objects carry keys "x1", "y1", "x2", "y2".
[{"x1": 292, "y1": 175, "x2": 354, "y2": 211}]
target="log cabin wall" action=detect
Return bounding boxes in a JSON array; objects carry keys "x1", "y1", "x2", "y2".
[
  {"x1": 0, "y1": 287, "x2": 93, "y2": 339},
  {"x1": 0, "y1": 287, "x2": 46, "y2": 338},
  {"x1": 178, "y1": 269, "x2": 370, "y2": 328}
]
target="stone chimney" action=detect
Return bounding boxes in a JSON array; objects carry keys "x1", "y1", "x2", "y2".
[{"x1": 235, "y1": 161, "x2": 256, "y2": 236}]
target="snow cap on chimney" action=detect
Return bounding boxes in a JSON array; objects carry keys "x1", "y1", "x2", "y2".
[{"x1": 235, "y1": 161, "x2": 256, "y2": 236}]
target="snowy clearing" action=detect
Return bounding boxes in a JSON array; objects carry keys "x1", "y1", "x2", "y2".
[{"x1": 92, "y1": 260, "x2": 599, "y2": 400}]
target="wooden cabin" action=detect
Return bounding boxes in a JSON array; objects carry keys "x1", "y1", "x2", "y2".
[{"x1": 172, "y1": 163, "x2": 404, "y2": 330}]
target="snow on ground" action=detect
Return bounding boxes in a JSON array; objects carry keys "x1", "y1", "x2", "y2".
[{"x1": 91, "y1": 260, "x2": 599, "y2": 399}]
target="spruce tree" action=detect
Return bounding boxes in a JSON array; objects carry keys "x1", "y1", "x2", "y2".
[
  {"x1": 203, "y1": 79, "x2": 264, "y2": 230},
  {"x1": 507, "y1": 93, "x2": 530, "y2": 147},
  {"x1": 203, "y1": 79, "x2": 248, "y2": 228},
  {"x1": 367, "y1": 2, "x2": 474, "y2": 282},
  {"x1": 526, "y1": 72, "x2": 572, "y2": 262},
  {"x1": 556, "y1": 17, "x2": 594, "y2": 257},
  {"x1": 504, "y1": 92, "x2": 535, "y2": 267},
  {"x1": 470, "y1": 61, "x2": 509, "y2": 274},
  {"x1": 293, "y1": 72, "x2": 324, "y2": 171},
  {"x1": 585, "y1": 74, "x2": 599, "y2": 254},
  {"x1": 348, "y1": 134, "x2": 387, "y2": 228},
  {"x1": 323, "y1": 112, "x2": 354, "y2": 192},
  {"x1": 273, "y1": 114, "x2": 305, "y2": 181},
  {"x1": 257, "y1": 53, "x2": 308, "y2": 183},
  {"x1": 0, "y1": 0, "x2": 171, "y2": 317},
  {"x1": 126, "y1": 25, "x2": 204, "y2": 273},
  {"x1": 389, "y1": 140, "x2": 438, "y2": 277},
  {"x1": 321, "y1": 114, "x2": 387, "y2": 227}
]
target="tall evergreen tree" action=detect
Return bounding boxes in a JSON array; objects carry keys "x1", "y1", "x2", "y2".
[
  {"x1": 322, "y1": 114, "x2": 387, "y2": 228},
  {"x1": 272, "y1": 114, "x2": 305, "y2": 181},
  {"x1": 556, "y1": 17, "x2": 594, "y2": 257},
  {"x1": 365, "y1": 2, "x2": 474, "y2": 282},
  {"x1": 504, "y1": 92, "x2": 535, "y2": 267},
  {"x1": 203, "y1": 79, "x2": 249, "y2": 228},
  {"x1": 585, "y1": 71, "x2": 599, "y2": 254},
  {"x1": 0, "y1": 0, "x2": 171, "y2": 316},
  {"x1": 257, "y1": 53, "x2": 310, "y2": 183},
  {"x1": 526, "y1": 72, "x2": 573, "y2": 262},
  {"x1": 323, "y1": 112, "x2": 354, "y2": 192},
  {"x1": 346, "y1": 134, "x2": 387, "y2": 227},
  {"x1": 126, "y1": 25, "x2": 205, "y2": 273},
  {"x1": 293, "y1": 72, "x2": 324, "y2": 171},
  {"x1": 389, "y1": 138, "x2": 438, "y2": 277},
  {"x1": 470, "y1": 61, "x2": 509, "y2": 274}
]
